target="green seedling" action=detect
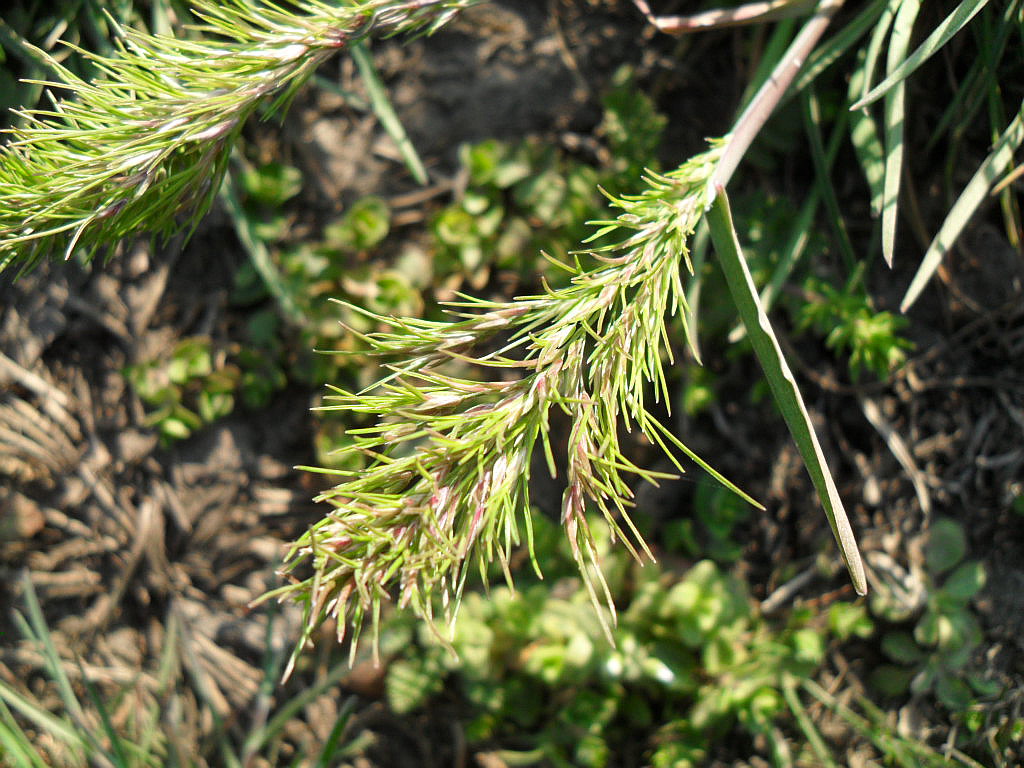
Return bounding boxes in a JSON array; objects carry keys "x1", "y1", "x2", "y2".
[
  {"x1": 871, "y1": 518, "x2": 994, "y2": 711},
  {"x1": 323, "y1": 195, "x2": 390, "y2": 253},
  {"x1": 431, "y1": 70, "x2": 660, "y2": 287},
  {"x1": 664, "y1": 477, "x2": 751, "y2": 562},
  {"x1": 431, "y1": 138, "x2": 603, "y2": 285},
  {"x1": 379, "y1": 515, "x2": 873, "y2": 768},
  {"x1": 125, "y1": 337, "x2": 285, "y2": 444},
  {"x1": 827, "y1": 601, "x2": 874, "y2": 642},
  {"x1": 239, "y1": 160, "x2": 304, "y2": 242},
  {"x1": 799, "y1": 266, "x2": 913, "y2": 382}
]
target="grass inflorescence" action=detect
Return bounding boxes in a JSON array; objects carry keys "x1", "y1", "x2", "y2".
[
  {"x1": 265, "y1": 140, "x2": 767, "y2": 671},
  {"x1": 0, "y1": 0, "x2": 480, "y2": 272}
]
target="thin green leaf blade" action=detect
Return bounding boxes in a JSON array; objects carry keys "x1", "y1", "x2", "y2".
[
  {"x1": 802, "y1": 88, "x2": 856, "y2": 270},
  {"x1": 0, "y1": 717, "x2": 51, "y2": 768},
  {"x1": 683, "y1": 218, "x2": 710, "y2": 362},
  {"x1": 17, "y1": 575, "x2": 91, "y2": 731},
  {"x1": 852, "y1": 0, "x2": 993, "y2": 110},
  {"x1": 78, "y1": 667, "x2": 132, "y2": 767},
  {"x1": 257, "y1": 660, "x2": 355, "y2": 746},
  {"x1": 351, "y1": 41, "x2": 428, "y2": 185},
  {"x1": 925, "y1": 0, "x2": 1019, "y2": 156},
  {"x1": 901, "y1": 97, "x2": 1024, "y2": 311},
  {"x1": 707, "y1": 186, "x2": 866, "y2": 595},
  {"x1": 220, "y1": 160, "x2": 305, "y2": 326},
  {"x1": 0, "y1": 685, "x2": 84, "y2": 759},
  {"x1": 856, "y1": 0, "x2": 898, "y2": 102},
  {"x1": 730, "y1": 83, "x2": 850, "y2": 343},
  {"x1": 848, "y1": 49, "x2": 886, "y2": 216},
  {"x1": 793, "y1": 0, "x2": 888, "y2": 94},
  {"x1": 880, "y1": 0, "x2": 921, "y2": 268},
  {"x1": 313, "y1": 697, "x2": 358, "y2": 768}
]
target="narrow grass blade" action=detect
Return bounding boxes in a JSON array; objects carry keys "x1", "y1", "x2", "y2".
[
  {"x1": 793, "y1": 0, "x2": 887, "y2": 94},
  {"x1": 219, "y1": 161, "x2": 305, "y2": 326},
  {"x1": 985, "y1": 43, "x2": 1024, "y2": 251},
  {"x1": 707, "y1": 187, "x2": 866, "y2": 595},
  {"x1": 78, "y1": 668, "x2": 132, "y2": 767},
  {"x1": 801, "y1": 679, "x2": 989, "y2": 767},
  {"x1": 240, "y1": 604, "x2": 288, "y2": 763},
  {"x1": 135, "y1": 608, "x2": 181, "y2": 764},
  {"x1": 802, "y1": 87, "x2": 855, "y2": 271},
  {"x1": 901, "y1": 97, "x2": 1024, "y2": 311},
  {"x1": 848, "y1": 48, "x2": 886, "y2": 216},
  {"x1": 0, "y1": 706, "x2": 53, "y2": 768},
  {"x1": 249, "y1": 660, "x2": 355, "y2": 752},
  {"x1": 0, "y1": 732, "x2": 41, "y2": 768},
  {"x1": 730, "y1": 90, "x2": 847, "y2": 341},
  {"x1": 683, "y1": 219, "x2": 709, "y2": 363},
  {"x1": 0, "y1": 684, "x2": 83, "y2": 761},
  {"x1": 6, "y1": 575, "x2": 107, "y2": 764},
  {"x1": 312, "y1": 74, "x2": 370, "y2": 111},
  {"x1": 852, "y1": 0, "x2": 993, "y2": 110},
  {"x1": 170, "y1": 605, "x2": 243, "y2": 768},
  {"x1": 879, "y1": 0, "x2": 920, "y2": 267},
  {"x1": 16, "y1": 574, "x2": 92, "y2": 736},
  {"x1": 782, "y1": 676, "x2": 838, "y2": 768},
  {"x1": 856, "y1": 0, "x2": 897, "y2": 102},
  {"x1": 925, "y1": 1, "x2": 1018, "y2": 156},
  {"x1": 313, "y1": 697, "x2": 358, "y2": 768},
  {"x1": 350, "y1": 41, "x2": 429, "y2": 185}
]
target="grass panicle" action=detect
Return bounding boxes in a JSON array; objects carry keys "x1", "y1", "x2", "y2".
[
  {"x1": 263, "y1": 141, "x2": 769, "y2": 672},
  {"x1": 0, "y1": 0, "x2": 480, "y2": 273}
]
